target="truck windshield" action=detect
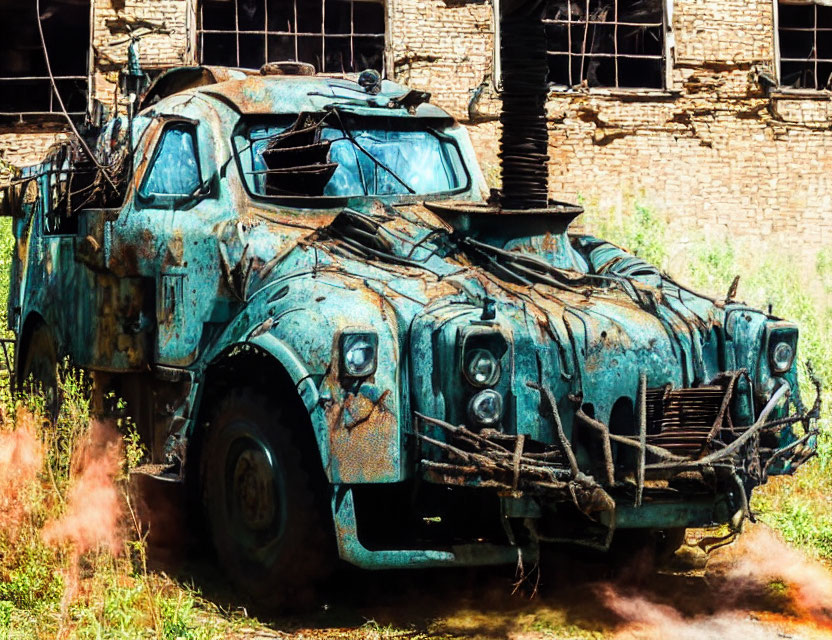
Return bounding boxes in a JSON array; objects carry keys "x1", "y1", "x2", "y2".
[{"x1": 233, "y1": 114, "x2": 468, "y2": 200}]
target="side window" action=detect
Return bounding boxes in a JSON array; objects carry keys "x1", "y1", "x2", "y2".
[{"x1": 141, "y1": 124, "x2": 202, "y2": 198}]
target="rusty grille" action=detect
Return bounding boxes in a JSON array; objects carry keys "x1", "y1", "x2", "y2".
[{"x1": 645, "y1": 381, "x2": 734, "y2": 457}]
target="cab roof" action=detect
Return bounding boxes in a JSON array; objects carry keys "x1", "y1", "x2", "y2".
[{"x1": 142, "y1": 66, "x2": 451, "y2": 119}]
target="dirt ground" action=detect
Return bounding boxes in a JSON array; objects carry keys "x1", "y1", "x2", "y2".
[{"x1": 157, "y1": 523, "x2": 832, "y2": 640}]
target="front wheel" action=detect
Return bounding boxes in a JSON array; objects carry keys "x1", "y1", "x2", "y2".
[{"x1": 200, "y1": 389, "x2": 332, "y2": 606}]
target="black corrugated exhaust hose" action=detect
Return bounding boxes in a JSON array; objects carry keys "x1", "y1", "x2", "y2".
[{"x1": 499, "y1": 0, "x2": 550, "y2": 209}]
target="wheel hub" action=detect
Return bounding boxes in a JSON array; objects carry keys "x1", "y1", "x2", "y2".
[{"x1": 232, "y1": 447, "x2": 276, "y2": 531}]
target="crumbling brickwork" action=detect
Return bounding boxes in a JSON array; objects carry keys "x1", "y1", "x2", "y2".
[
  {"x1": 90, "y1": 0, "x2": 193, "y2": 110},
  {"x1": 389, "y1": 0, "x2": 832, "y2": 256},
  {"x1": 389, "y1": 0, "x2": 495, "y2": 118},
  {"x1": 2, "y1": 0, "x2": 830, "y2": 256},
  {"x1": 0, "y1": 132, "x2": 66, "y2": 177}
]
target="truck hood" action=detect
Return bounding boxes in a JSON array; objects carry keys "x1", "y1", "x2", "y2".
[{"x1": 239, "y1": 200, "x2": 726, "y2": 436}]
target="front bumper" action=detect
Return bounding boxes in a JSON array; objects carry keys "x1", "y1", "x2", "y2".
[
  {"x1": 331, "y1": 486, "x2": 537, "y2": 570},
  {"x1": 416, "y1": 370, "x2": 821, "y2": 546},
  {"x1": 330, "y1": 371, "x2": 820, "y2": 569}
]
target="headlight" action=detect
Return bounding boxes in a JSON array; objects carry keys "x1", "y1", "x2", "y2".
[
  {"x1": 764, "y1": 322, "x2": 798, "y2": 376},
  {"x1": 770, "y1": 341, "x2": 795, "y2": 374},
  {"x1": 468, "y1": 389, "x2": 503, "y2": 427},
  {"x1": 464, "y1": 348, "x2": 501, "y2": 387},
  {"x1": 340, "y1": 332, "x2": 378, "y2": 377}
]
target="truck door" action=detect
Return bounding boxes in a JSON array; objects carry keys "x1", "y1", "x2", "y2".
[
  {"x1": 19, "y1": 141, "x2": 153, "y2": 374},
  {"x1": 20, "y1": 145, "x2": 95, "y2": 363},
  {"x1": 107, "y1": 117, "x2": 227, "y2": 368}
]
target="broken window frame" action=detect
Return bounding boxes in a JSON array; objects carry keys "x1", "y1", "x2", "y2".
[
  {"x1": 0, "y1": 0, "x2": 91, "y2": 123},
  {"x1": 0, "y1": 76, "x2": 89, "y2": 121},
  {"x1": 774, "y1": 0, "x2": 832, "y2": 91},
  {"x1": 493, "y1": 0, "x2": 674, "y2": 93},
  {"x1": 196, "y1": 0, "x2": 388, "y2": 75}
]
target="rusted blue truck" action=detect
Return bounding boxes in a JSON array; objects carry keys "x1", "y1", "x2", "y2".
[{"x1": 0, "y1": 61, "x2": 819, "y2": 603}]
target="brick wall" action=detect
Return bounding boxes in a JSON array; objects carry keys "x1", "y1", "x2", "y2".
[
  {"x1": 91, "y1": 0, "x2": 193, "y2": 111},
  {"x1": 389, "y1": 0, "x2": 494, "y2": 118},
  {"x1": 0, "y1": 132, "x2": 65, "y2": 182},
  {"x1": 390, "y1": 0, "x2": 832, "y2": 257}
]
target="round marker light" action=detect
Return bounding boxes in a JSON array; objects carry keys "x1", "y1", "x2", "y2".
[
  {"x1": 468, "y1": 389, "x2": 503, "y2": 427},
  {"x1": 464, "y1": 349, "x2": 501, "y2": 387},
  {"x1": 771, "y1": 341, "x2": 795, "y2": 374}
]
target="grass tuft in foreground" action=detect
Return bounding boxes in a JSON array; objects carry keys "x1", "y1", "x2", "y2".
[{"x1": 0, "y1": 371, "x2": 254, "y2": 639}]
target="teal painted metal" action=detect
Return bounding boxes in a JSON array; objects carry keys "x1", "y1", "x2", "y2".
[
  {"x1": 0, "y1": 67, "x2": 820, "y2": 571},
  {"x1": 332, "y1": 486, "x2": 537, "y2": 569}
]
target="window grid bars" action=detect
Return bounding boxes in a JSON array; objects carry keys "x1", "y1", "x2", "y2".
[
  {"x1": 542, "y1": 0, "x2": 665, "y2": 89},
  {"x1": 613, "y1": 0, "x2": 619, "y2": 87},
  {"x1": 198, "y1": 0, "x2": 384, "y2": 73},
  {"x1": 778, "y1": 1, "x2": 830, "y2": 90},
  {"x1": 0, "y1": 76, "x2": 88, "y2": 117}
]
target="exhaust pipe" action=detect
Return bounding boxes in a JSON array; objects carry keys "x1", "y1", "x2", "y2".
[{"x1": 498, "y1": 0, "x2": 550, "y2": 210}]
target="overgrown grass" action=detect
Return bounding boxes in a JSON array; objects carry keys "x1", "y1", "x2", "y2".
[
  {"x1": 0, "y1": 374, "x2": 254, "y2": 639},
  {"x1": 582, "y1": 197, "x2": 832, "y2": 562},
  {"x1": 0, "y1": 218, "x2": 13, "y2": 341}
]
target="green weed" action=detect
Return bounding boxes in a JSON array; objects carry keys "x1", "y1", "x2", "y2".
[{"x1": 0, "y1": 372, "x2": 252, "y2": 639}]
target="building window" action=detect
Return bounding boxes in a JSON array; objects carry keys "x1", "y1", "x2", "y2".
[
  {"x1": 0, "y1": 0, "x2": 90, "y2": 124},
  {"x1": 199, "y1": 0, "x2": 386, "y2": 74},
  {"x1": 777, "y1": 0, "x2": 832, "y2": 90},
  {"x1": 542, "y1": 0, "x2": 666, "y2": 90}
]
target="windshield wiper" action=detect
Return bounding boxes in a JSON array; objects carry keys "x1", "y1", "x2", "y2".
[{"x1": 327, "y1": 107, "x2": 416, "y2": 195}]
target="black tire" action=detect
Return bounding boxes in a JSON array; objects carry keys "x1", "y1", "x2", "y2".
[
  {"x1": 200, "y1": 389, "x2": 332, "y2": 607},
  {"x1": 20, "y1": 322, "x2": 60, "y2": 419}
]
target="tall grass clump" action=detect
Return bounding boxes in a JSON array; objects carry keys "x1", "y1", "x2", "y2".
[
  {"x1": 582, "y1": 198, "x2": 832, "y2": 561},
  {"x1": 0, "y1": 372, "x2": 245, "y2": 639}
]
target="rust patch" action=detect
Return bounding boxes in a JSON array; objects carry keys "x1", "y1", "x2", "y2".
[
  {"x1": 109, "y1": 243, "x2": 139, "y2": 277},
  {"x1": 164, "y1": 231, "x2": 184, "y2": 267},
  {"x1": 138, "y1": 228, "x2": 158, "y2": 260},
  {"x1": 343, "y1": 389, "x2": 391, "y2": 431},
  {"x1": 325, "y1": 378, "x2": 400, "y2": 483}
]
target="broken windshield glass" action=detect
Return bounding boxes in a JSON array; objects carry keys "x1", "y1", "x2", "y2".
[{"x1": 233, "y1": 113, "x2": 468, "y2": 200}]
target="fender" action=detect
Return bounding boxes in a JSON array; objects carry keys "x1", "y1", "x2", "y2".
[
  {"x1": 246, "y1": 332, "x2": 333, "y2": 481},
  {"x1": 247, "y1": 329, "x2": 406, "y2": 484}
]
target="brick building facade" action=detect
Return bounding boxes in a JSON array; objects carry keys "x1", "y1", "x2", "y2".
[{"x1": 1, "y1": 0, "x2": 830, "y2": 256}]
